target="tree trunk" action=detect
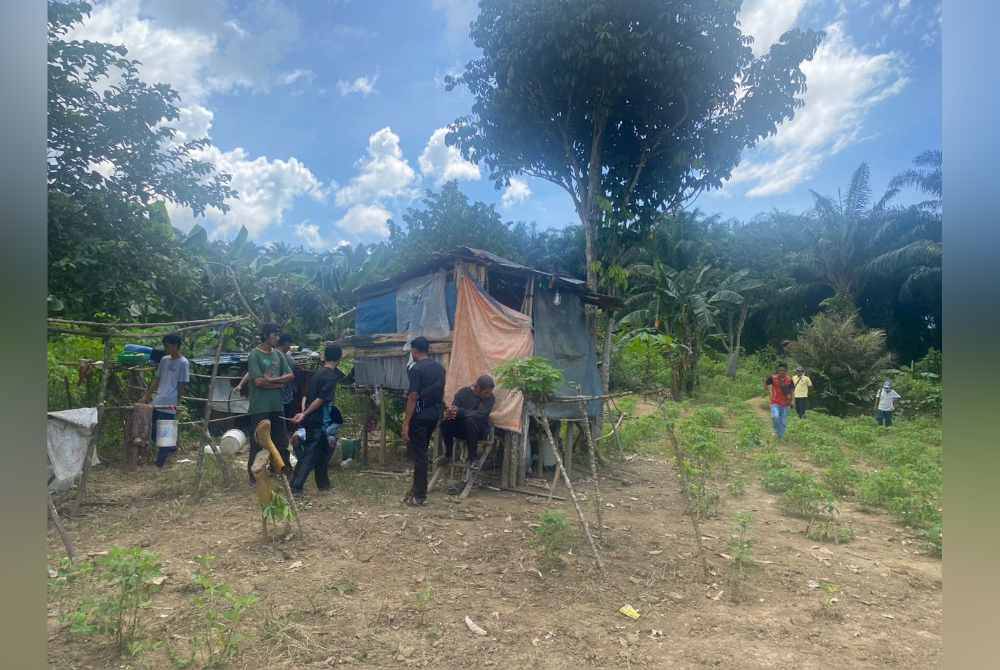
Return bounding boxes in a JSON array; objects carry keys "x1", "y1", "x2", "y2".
[
  {"x1": 596, "y1": 311, "x2": 616, "y2": 436},
  {"x1": 725, "y1": 304, "x2": 749, "y2": 378}
]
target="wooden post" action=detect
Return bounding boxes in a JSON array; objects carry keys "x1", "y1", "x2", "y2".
[
  {"x1": 48, "y1": 493, "x2": 77, "y2": 563},
  {"x1": 519, "y1": 409, "x2": 531, "y2": 486},
  {"x1": 194, "y1": 323, "x2": 231, "y2": 495},
  {"x1": 565, "y1": 421, "x2": 575, "y2": 477},
  {"x1": 63, "y1": 375, "x2": 73, "y2": 408},
  {"x1": 378, "y1": 386, "x2": 386, "y2": 466},
  {"x1": 576, "y1": 395, "x2": 604, "y2": 544},
  {"x1": 73, "y1": 335, "x2": 112, "y2": 516},
  {"x1": 500, "y1": 433, "x2": 511, "y2": 489},
  {"x1": 537, "y1": 413, "x2": 605, "y2": 575}
]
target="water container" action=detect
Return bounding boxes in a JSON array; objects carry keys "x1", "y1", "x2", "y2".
[
  {"x1": 124, "y1": 344, "x2": 154, "y2": 355},
  {"x1": 117, "y1": 352, "x2": 149, "y2": 366},
  {"x1": 155, "y1": 419, "x2": 178, "y2": 447},
  {"x1": 219, "y1": 428, "x2": 247, "y2": 455}
]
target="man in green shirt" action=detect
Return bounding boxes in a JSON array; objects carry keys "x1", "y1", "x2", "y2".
[{"x1": 246, "y1": 323, "x2": 294, "y2": 484}]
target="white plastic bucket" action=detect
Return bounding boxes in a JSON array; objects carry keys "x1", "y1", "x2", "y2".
[
  {"x1": 219, "y1": 428, "x2": 247, "y2": 455},
  {"x1": 155, "y1": 419, "x2": 178, "y2": 448}
]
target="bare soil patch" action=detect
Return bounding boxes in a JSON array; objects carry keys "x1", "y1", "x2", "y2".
[{"x1": 48, "y1": 441, "x2": 941, "y2": 669}]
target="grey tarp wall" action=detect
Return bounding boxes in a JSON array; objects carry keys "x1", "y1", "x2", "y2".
[
  {"x1": 532, "y1": 286, "x2": 603, "y2": 418},
  {"x1": 354, "y1": 353, "x2": 449, "y2": 390},
  {"x1": 396, "y1": 271, "x2": 451, "y2": 347}
]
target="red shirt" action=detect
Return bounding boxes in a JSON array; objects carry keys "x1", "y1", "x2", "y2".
[{"x1": 766, "y1": 374, "x2": 793, "y2": 406}]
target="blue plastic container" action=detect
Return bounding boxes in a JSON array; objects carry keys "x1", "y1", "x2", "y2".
[{"x1": 124, "y1": 344, "x2": 154, "y2": 355}]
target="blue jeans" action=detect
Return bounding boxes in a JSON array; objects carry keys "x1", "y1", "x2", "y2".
[
  {"x1": 770, "y1": 403, "x2": 789, "y2": 439},
  {"x1": 876, "y1": 410, "x2": 894, "y2": 427}
]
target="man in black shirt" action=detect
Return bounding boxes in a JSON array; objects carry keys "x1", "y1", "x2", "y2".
[
  {"x1": 441, "y1": 374, "x2": 495, "y2": 464},
  {"x1": 290, "y1": 344, "x2": 354, "y2": 495},
  {"x1": 402, "y1": 336, "x2": 446, "y2": 506}
]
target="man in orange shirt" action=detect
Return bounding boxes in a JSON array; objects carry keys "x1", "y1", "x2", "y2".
[{"x1": 764, "y1": 362, "x2": 795, "y2": 440}]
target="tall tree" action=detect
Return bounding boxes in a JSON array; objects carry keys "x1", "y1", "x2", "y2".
[
  {"x1": 47, "y1": 1, "x2": 236, "y2": 320},
  {"x1": 446, "y1": 0, "x2": 823, "y2": 292},
  {"x1": 48, "y1": 1, "x2": 234, "y2": 212}
]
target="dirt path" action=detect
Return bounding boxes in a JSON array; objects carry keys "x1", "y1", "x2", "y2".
[{"x1": 48, "y1": 430, "x2": 941, "y2": 670}]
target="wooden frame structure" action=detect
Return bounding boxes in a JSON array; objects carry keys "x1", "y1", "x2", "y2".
[{"x1": 46, "y1": 316, "x2": 249, "y2": 560}]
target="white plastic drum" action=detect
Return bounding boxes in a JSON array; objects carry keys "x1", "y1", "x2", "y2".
[
  {"x1": 155, "y1": 419, "x2": 178, "y2": 448},
  {"x1": 219, "y1": 428, "x2": 247, "y2": 455}
]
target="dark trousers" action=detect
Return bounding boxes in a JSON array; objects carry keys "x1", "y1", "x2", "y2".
[
  {"x1": 794, "y1": 398, "x2": 808, "y2": 418},
  {"x1": 408, "y1": 418, "x2": 438, "y2": 500},
  {"x1": 151, "y1": 410, "x2": 176, "y2": 468},
  {"x1": 291, "y1": 426, "x2": 331, "y2": 493},
  {"x1": 440, "y1": 417, "x2": 487, "y2": 463},
  {"x1": 247, "y1": 412, "x2": 290, "y2": 482},
  {"x1": 876, "y1": 410, "x2": 894, "y2": 427}
]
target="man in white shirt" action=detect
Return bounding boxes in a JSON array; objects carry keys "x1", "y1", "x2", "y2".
[
  {"x1": 875, "y1": 380, "x2": 902, "y2": 427},
  {"x1": 142, "y1": 333, "x2": 190, "y2": 467}
]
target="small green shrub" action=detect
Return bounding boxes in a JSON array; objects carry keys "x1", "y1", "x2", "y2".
[
  {"x1": 532, "y1": 510, "x2": 573, "y2": 569},
  {"x1": 808, "y1": 443, "x2": 846, "y2": 468},
  {"x1": 65, "y1": 547, "x2": 164, "y2": 656},
  {"x1": 779, "y1": 477, "x2": 835, "y2": 520},
  {"x1": 727, "y1": 474, "x2": 747, "y2": 498},
  {"x1": 726, "y1": 512, "x2": 754, "y2": 601},
  {"x1": 761, "y1": 466, "x2": 803, "y2": 494},
  {"x1": 495, "y1": 357, "x2": 563, "y2": 402},
  {"x1": 691, "y1": 406, "x2": 725, "y2": 428},
  {"x1": 823, "y1": 461, "x2": 861, "y2": 497},
  {"x1": 858, "y1": 469, "x2": 909, "y2": 510},
  {"x1": 737, "y1": 418, "x2": 765, "y2": 452},
  {"x1": 678, "y1": 420, "x2": 725, "y2": 519},
  {"x1": 170, "y1": 555, "x2": 258, "y2": 669}
]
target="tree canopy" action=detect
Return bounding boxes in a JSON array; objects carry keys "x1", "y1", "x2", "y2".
[{"x1": 446, "y1": 0, "x2": 823, "y2": 288}]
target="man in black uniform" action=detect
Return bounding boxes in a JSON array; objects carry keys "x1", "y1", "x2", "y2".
[
  {"x1": 441, "y1": 374, "x2": 496, "y2": 464},
  {"x1": 402, "y1": 336, "x2": 446, "y2": 506},
  {"x1": 290, "y1": 344, "x2": 353, "y2": 495}
]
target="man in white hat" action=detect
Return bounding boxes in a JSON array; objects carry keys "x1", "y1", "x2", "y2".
[{"x1": 875, "y1": 380, "x2": 902, "y2": 427}]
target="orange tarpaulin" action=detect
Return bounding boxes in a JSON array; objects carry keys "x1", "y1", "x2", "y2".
[{"x1": 444, "y1": 274, "x2": 534, "y2": 433}]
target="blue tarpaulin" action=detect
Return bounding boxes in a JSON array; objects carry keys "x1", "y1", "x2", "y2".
[{"x1": 356, "y1": 291, "x2": 397, "y2": 335}]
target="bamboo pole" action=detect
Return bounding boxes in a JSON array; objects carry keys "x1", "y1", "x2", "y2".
[
  {"x1": 519, "y1": 409, "x2": 531, "y2": 486},
  {"x1": 576, "y1": 395, "x2": 604, "y2": 544},
  {"x1": 378, "y1": 386, "x2": 386, "y2": 466},
  {"x1": 537, "y1": 414, "x2": 605, "y2": 575},
  {"x1": 73, "y1": 335, "x2": 113, "y2": 515},
  {"x1": 48, "y1": 493, "x2": 77, "y2": 563},
  {"x1": 194, "y1": 323, "x2": 232, "y2": 495}
]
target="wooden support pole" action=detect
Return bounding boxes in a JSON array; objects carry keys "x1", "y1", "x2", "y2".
[
  {"x1": 537, "y1": 414, "x2": 605, "y2": 575},
  {"x1": 194, "y1": 323, "x2": 231, "y2": 495},
  {"x1": 48, "y1": 493, "x2": 77, "y2": 563},
  {"x1": 576, "y1": 395, "x2": 604, "y2": 544},
  {"x1": 73, "y1": 336, "x2": 112, "y2": 516},
  {"x1": 378, "y1": 386, "x2": 386, "y2": 466},
  {"x1": 519, "y1": 408, "x2": 531, "y2": 487}
]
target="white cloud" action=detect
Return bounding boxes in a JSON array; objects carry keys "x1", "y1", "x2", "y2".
[
  {"x1": 501, "y1": 178, "x2": 532, "y2": 208},
  {"x1": 281, "y1": 69, "x2": 315, "y2": 86},
  {"x1": 168, "y1": 144, "x2": 329, "y2": 238},
  {"x1": 335, "y1": 204, "x2": 392, "y2": 238},
  {"x1": 335, "y1": 127, "x2": 418, "y2": 207},
  {"x1": 727, "y1": 22, "x2": 908, "y2": 197},
  {"x1": 72, "y1": 1, "x2": 333, "y2": 240},
  {"x1": 418, "y1": 127, "x2": 480, "y2": 186},
  {"x1": 337, "y1": 75, "x2": 378, "y2": 97},
  {"x1": 295, "y1": 221, "x2": 327, "y2": 249},
  {"x1": 738, "y1": 0, "x2": 810, "y2": 56}
]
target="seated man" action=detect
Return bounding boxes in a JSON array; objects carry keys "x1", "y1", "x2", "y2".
[{"x1": 440, "y1": 375, "x2": 496, "y2": 465}]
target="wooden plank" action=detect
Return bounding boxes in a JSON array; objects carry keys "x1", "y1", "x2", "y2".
[
  {"x1": 459, "y1": 442, "x2": 494, "y2": 499},
  {"x1": 378, "y1": 387, "x2": 386, "y2": 466},
  {"x1": 74, "y1": 336, "x2": 112, "y2": 515}
]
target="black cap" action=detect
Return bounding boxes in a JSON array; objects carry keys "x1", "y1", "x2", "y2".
[{"x1": 410, "y1": 336, "x2": 430, "y2": 353}]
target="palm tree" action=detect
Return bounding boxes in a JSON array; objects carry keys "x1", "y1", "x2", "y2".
[
  {"x1": 887, "y1": 150, "x2": 941, "y2": 212},
  {"x1": 784, "y1": 162, "x2": 941, "y2": 313}
]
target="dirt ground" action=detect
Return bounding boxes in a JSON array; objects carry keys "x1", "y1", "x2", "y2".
[{"x1": 48, "y1": 420, "x2": 942, "y2": 670}]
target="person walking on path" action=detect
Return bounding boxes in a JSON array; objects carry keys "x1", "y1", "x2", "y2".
[
  {"x1": 765, "y1": 362, "x2": 795, "y2": 440},
  {"x1": 142, "y1": 332, "x2": 190, "y2": 468},
  {"x1": 401, "y1": 336, "x2": 446, "y2": 507},
  {"x1": 875, "y1": 380, "x2": 902, "y2": 427},
  {"x1": 245, "y1": 323, "x2": 294, "y2": 484},
  {"x1": 792, "y1": 366, "x2": 814, "y2": 419}
]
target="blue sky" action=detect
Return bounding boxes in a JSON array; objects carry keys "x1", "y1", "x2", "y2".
[{"x1": 70, "y1": 0, "x2": 941, "y2": 248}]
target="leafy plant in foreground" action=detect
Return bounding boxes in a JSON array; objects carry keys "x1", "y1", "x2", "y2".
[
  {"x1": 532, "y1": 510, "x2": 573, "y2": 570},
  {"x1": 65, "y1": 547, "x2": 163, "y2": 656},
  {"x1": 726, "y1": 512, "x2": 754, "y2": 602}
]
